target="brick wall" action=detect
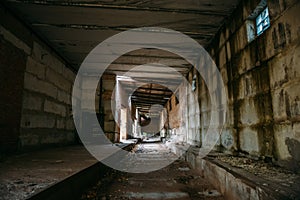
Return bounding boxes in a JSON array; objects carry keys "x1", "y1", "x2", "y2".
[
  {"x1": 20, "y1": 41, "x2": 76, "y2": 149},
  {"x1": 0, "y1": 5, "x2": 77, "y2": 152}
]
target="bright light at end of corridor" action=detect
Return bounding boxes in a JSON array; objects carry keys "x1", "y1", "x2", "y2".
[{"x1": 72, "y1": 27, "x2": 228, "y2": 173}]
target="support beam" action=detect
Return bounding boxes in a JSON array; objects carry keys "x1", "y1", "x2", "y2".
[{"x1": 8, "y1": 0, "x2": 230, "y2": 16}]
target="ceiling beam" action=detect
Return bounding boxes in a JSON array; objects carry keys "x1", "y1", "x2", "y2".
[
  {"x1": 126, "y1": 89, "x2": 172, "y2": 96},
  {"x1": 10, "y1": 0, "x2": 229, "y2": 16},
  {"x1": 32, "y1": 23, "x2": 216, "y2": 39},
  {"x1": 131, "y1": 97, "x2": 167, "y2": 102},
  {"x1": 136, "y1": 87, "x2": 172, "y2": 92},
  {"x1": 130, "y1": 78, "x2": 183, "y2": 85},
  {"x1": 133, "y1": 102, "x2": 165, "y2": 106},
  {"x1": 105, "y1": 69, "x2": 184, "y2": 75},
  {"x1": 131, "y1": 93, "x2": 171, "y2": 98}
]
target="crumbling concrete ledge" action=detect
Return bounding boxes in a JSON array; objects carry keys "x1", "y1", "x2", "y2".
[{"x1": 180, "y1": 146, "x2": 300, "y2": 200}]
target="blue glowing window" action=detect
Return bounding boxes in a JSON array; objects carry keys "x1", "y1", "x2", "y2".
[{"x1": 256, "y1": 7, "x2": 270, "y2": 35}]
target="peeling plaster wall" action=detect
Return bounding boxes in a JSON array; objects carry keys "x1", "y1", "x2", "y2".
[
  {"x1": 0, "y1": 5, "x2": 77, "y2": 151},
  {"x1": 208, "y1": 0, "x2": 300, "y2": 169}
]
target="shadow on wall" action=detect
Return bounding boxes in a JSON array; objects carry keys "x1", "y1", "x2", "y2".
[{"x1": 284, "y1": 138, "x2": 300, "y2": 172}]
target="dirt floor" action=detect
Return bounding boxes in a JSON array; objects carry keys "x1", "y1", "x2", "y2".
[{"x1": 81, "y1": 143, "x2": 224, "y2": 200}]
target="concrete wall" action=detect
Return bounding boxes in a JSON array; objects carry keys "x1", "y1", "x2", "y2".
[
  {"x1": 208, "y1": 0, "x2": 300, "y2": 169},
  {"x1": 167, "y1": 0, "x2": 300, "y2": 170},
  {"x1": 0, "y1": 5, "x2": 77, "y2": 152},
  {"x1": 266, "y1": 1, "x2": 300, "y2": 169}
]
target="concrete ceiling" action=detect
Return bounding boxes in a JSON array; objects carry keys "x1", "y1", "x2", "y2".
[{"x1": 2, "y1": 0, "x2": 241, "y2": 113}]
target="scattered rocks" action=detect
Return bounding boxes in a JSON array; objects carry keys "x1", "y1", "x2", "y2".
[{"x1": 216, "y1": 154, "x2": 300, "y2": 194}]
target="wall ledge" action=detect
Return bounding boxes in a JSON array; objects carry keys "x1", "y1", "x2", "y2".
[{"x1": 184, "y1": 149, "x2": 300, "y2": 200}]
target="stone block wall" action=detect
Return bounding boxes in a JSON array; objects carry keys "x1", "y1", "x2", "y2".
[
  {"x1": 0, "y1": 5, "x2": 77, "y2": 152},
  {"x1": 20, "y1": 41, "x2": 76, "y2": 149},
  {"x1": 267, "y1": 1, "x2": 300, "y2": 168},
  {"x1": 166, "y1": 0, "x2": 300, "y2": 170},
  {"x1": 208, "y1": 0, "x2": 300, "y2": 168}
]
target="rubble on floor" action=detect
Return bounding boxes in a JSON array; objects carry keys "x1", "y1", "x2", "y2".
[
  {"x1": 81, "y1": 143, "x2": 224, "y2": 200},
  {"x1": 216, "y1": 154, "x2": 300, "y2": 185}
]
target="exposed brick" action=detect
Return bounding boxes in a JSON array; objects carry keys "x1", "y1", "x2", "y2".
[
  {"x1": 57, "y1": 89, "x2": 71, "y2": 105},
  {"x1": 32, "y1": 41, "x2": 63, "y2": 74},
  {"x1": 26, "y1": 56, "x2": 45, "y2": 79},
  {"x1": 63, "y1": 67, "x2": 76, "y2": 82},
  {"x1": 46, "y1": 68, "x2": 72, "y2": 92},
  {"x1": 56, "y1": 118, "x2": 65, "y2": 129},
  {"x1": 22, "y1": 93, "x2": 43, "y2": 111},
  {"x1": 24, "y1": 72, "x2": 57, "y2": 98},
  {"x1": 44, "y1": 99, "x2": 66, "y2": 117},
  {"x1": 32, "y1": 42, "x2": 47, "y2": 64},
  {"x1": 46, "y1": 58, "x2": 64, "y2": 74}
]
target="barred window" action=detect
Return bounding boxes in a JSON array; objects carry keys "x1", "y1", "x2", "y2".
[{"x1": 256, "y1": 7, "x2": 270, "y2": 36}]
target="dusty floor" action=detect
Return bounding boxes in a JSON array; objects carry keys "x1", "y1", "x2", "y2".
[
  {"x1": 0, "y1": 146, "x2": 97, "y2": 200},
  {"x1": 81, "y1": 143, "x2": 223, "y2": 200}
]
